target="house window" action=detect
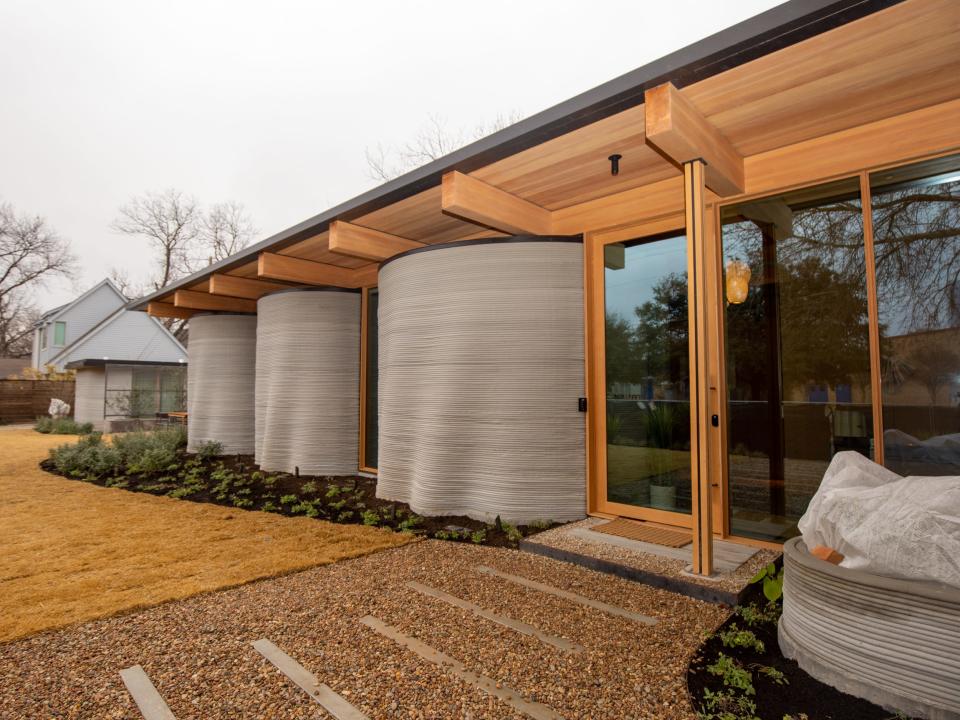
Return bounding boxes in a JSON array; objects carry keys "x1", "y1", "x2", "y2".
[
  {"x1": 53, "y1": 321, "x2": 66, "y2": 346},
  {"x1": 40, "y1": 326, "x2": 47, "y2": 349}
]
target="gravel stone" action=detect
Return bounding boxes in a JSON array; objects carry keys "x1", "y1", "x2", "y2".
[{"x1": 0, "y1": 541, "x2": 729, "y2": 719}]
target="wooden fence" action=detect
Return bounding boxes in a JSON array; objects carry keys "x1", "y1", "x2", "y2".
[{"x1": 0, "y1": 380, "x2": 76, "y2": 424}]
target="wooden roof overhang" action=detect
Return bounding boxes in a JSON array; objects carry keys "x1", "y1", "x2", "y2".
[{"x1": 132, "y1": 0, "x2": 960, "y2": 316}]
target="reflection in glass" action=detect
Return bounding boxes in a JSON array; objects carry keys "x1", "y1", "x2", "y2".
[
  {"x1": 364, "y1": 289, "x2": 379, "y2": 469},
  {"x1": 604, "y1": 233, "x2": 691, "y2": 514},
  {"x1": 871, "y1": 155, "x2": 960, "y2": 476},
  {"x1": 721, "y1": 178, "x2": 873, "y2": 541}
]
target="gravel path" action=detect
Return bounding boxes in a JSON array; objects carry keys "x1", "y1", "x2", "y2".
[{"x1": 0, "y1": 541, "x2": 729, "y2": 719}]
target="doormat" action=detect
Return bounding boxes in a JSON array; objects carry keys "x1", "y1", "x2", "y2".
[{"x1": 591, "y1": 518, "x2": 691, "y2": 548}]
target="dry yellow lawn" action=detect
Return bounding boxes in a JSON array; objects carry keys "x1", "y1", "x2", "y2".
[{"x1": 0, "y1": 428, "x2": 410, "y2": 643}]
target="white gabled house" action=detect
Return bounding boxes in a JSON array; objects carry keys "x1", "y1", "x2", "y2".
[{"x1": 31, "y1": 278, "x2": 186, "y2": 371}]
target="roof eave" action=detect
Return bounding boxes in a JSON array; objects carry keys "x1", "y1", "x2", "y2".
[{"x1": 129, "y1": 0, "x2": 902, "y2": 311}]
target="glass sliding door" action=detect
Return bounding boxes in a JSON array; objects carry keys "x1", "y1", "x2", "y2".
[
  {"x1": 721, "y1": 178, "x2": 874, "y2": 542},
  {"x1": 870, "y1": 154, "x2": 960, "y2": 476},
  {"x1": 604, "y1": 232, "x2": 692, "y2": 517}
]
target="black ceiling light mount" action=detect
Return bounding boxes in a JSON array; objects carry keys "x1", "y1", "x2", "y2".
[{"x1": 608, "y1": 153, "x2": 623, "y2": 176}]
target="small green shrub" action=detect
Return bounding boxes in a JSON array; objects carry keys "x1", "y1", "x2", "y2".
[
  {"x1": 501, "y1": 522, "x2": 523, "y2": 544},
  {"x1": 717, "y1": 625, "x2": 765, "y2": 653},
  {"x1": 752, "y1": 664, "x2": 787, "y2": 686},
  {"x1": 398, "y1": 514, "x2": 422, "y2": 531},
  {"x1": 49, "y1": 433, "x2": 123, "y2": 478},
  {"x1": 112, "y1": 428, "x2": 187, "y2": 473},
  {"x1": 470, "y1": 529, "x2": 487, "y2": 544},
  {"x1": 279, "y1": 494, "x2": 298, "y2": 505},
  {"x1": 261, "y1": 501, "x2": 278, "y2": 512},
  {"x1": 35, "y1": 416, "x2": 95, "y2": 435},
  {"x1": 194, "y1": 440, "x2": 222, "y2": 460},
  {"x1": 707, "y1": 654, "x2": 755, "y2": 695},
  {"x1": 361, "y1": 509, "x2": 380, "y2": 526},
  {"x1": 301, "y1": 481, "x2": 318, "y2": 494},
  {"x1": 697, "y1": 687, "x2": 759, "y2": 720},
  {"x1": 736, "y1": 602, "x2": 780, "y2": 628},
  {"x1": 750, "y1": 563, "x2": 784, "y2": 603}
]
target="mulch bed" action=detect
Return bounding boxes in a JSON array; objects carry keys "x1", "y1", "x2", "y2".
[
  {"x1": 687, "y1": 585, "x2": 916, "y2": 720},
  {"x1": 40, "y1": 452, "x2": 555, "y2": 548}
]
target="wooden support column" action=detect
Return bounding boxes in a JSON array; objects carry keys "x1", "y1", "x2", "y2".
[
  {"x1": 685, "y1": 159, "x2": 714, "y2": 576},
  {"x1": 441, "y1": 171, "x2": 553, "y2": 235}
]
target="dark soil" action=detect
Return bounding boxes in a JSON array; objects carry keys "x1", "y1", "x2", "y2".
[
  {"x1": 39, "y1": 452, "x2": 556, "y2": 548},
  {"x1": 687, "y1": 586, "x2": 916, "y2": 720}
]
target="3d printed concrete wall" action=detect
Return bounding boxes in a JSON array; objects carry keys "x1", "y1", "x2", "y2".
[
  {"x1": 255, "y1": 288, "x2": 360, "y2": 475},
  {"x1": 73, "y1": 367, "x2": 105, "y2": 431},
  {"x1": 376, "y1": 237, "x2": 586, "y2": 524},
  {"x1": 187, "y1": 314, "x2": 257, "y2": 454},
  {"x1": 779, "y1": 537, "x2": 960, "y2": 720}
]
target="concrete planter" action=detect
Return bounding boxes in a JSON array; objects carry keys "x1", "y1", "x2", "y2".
[{"x1": 779, "y1": 537, "x2": 960, "y2": 720}]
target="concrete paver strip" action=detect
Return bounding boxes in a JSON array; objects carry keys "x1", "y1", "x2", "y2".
[
  {"x1": 474, "y1": 564, "x2": 658, "y2": 625},
  {"x1": 119, "y1": 665, "x2": 176, "y2": 720},
  {"x1": 252, "y1": 638, "x2": 370, "y2": 720},
  {"x1": 360, "y1": 615, "x2": 566, "y2": 720},
  {"x1": 406, "y1": 580, "x2": 584, "y2": 653}
]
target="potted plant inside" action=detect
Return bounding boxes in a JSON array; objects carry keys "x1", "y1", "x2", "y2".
[{"x1": 649, "y1": 474, "x2": 676, "y2": 510}]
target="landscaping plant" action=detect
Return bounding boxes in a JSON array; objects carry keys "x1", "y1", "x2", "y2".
[
  {"x1": 42, "y1": 432, "x2": 556, "y2": 548},
  {"x1": 34, "y1": 416, "x2": 94, "y2": 435}
]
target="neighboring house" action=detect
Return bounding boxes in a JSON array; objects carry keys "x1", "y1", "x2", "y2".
[{"x1": 31, "y1": 279, "x2": 186, "y2": 371}]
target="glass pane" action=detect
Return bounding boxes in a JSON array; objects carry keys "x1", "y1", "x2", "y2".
[
  {"x1": 131, "y1": 367, "x2": 157, "y2": 417},
  {"x1": 870, "y1": 154, "x2": 960, "y2": 476},
  {"x1": 53, "y1": 322, "x2": 66, "y2": 346},
  {"x1": 159, "y1": 366, "x2": 187, "y2": 413},
  {"x1": 721, "y1": 178, "x2": 873, "y2": 542},
  {"x1": 604, "y1": 233, "x2": 691, "y2": 514},
  {"x1": 364, "y1": 289, "x2": 379, "y2": 469}
]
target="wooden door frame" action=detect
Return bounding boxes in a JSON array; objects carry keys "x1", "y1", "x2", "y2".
[{"x1": 584, "y1": 210, "x2": 727, "y2": 534}]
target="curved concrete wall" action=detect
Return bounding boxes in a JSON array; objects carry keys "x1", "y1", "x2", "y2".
[
  {"x1": 255, "y1": 289, "x2": 360, "y2": 475},
  {"x1": 74, "y1": 367, "x2": 105, "y2": 431},
  {"x1": 187, "y1": 314, "x2": 257, "y2": 454},
  {"x1": 377, "y1": 238, "x2": 586, "y2": 524},
  {"x1": 779, "y1": 537, "x2": 960, "y2": 720}
]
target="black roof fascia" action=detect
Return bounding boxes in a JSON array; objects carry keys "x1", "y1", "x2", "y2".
[
  {"x1": 130, "y1": 0, "x2": 902, "y2": 311},
  {"x1": 66, "y1": 359, "x2": 188, "y2": 369}
]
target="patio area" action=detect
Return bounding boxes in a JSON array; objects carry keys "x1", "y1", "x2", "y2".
[{"x1": 0, "y1": 539, "x2": 728, "y2": 719}]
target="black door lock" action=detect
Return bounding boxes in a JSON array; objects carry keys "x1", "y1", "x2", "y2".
[
  {"x1": 711, "y1": 414, "x2": 719, "y2": 427},
  {"x1": 578, "y1": 397, "x2": 588, "y2": 412}
]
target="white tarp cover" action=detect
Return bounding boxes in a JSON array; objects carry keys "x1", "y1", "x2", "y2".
[{"x1": 799, "y1": 451, "x2": 960, "y2": 589}]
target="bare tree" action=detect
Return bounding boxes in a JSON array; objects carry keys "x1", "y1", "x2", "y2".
[
  {"x1": 365, "y1": 111, "x2": 523, "y2": 182},
  {"x1": 112, "y1": 189, "x2": 200, "y2": 290},
  {"x1": 112, "y1": 191, "x2": 256, "y2": 292},
  {"x1": 200, "y1": 201, "x2": 257, "y2": 264},
  {"x1": 0, "y1": 202, "x2": 76, "y2": 356},
  {"x1": 107, "y1": 267, "x2": 144, "y2": 299}
]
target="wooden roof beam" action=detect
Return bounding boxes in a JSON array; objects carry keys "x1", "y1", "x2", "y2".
[
  {"x1": 209, "y1": 273, "x2": 292, "y2": 300},
  {"x1": 644, "y1": 82, "x2": 744, "y2": 197},
  {"x1": 441, "y1": 171, "x2": 553, "y2": 235},
  {"x1": 173, "y1": 289, "x2": 257, "y2": 313},
  {"x1": 328, "y1": 220, "x2": 424, "y2": 262},
  {"x1": 258, "y1": 252, "x2": 376, "y2": 288},
  {"x1": 147, "y1": 301, "x2": 194, "y2": 320}
]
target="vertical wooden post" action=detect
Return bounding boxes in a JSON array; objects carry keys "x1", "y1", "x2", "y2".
[
  {"x1": 685, "y1": 159, "x2": 714, "y2": 576},
  {"x1": 860, "y1": 172, "x2": 885, "y2": 466}
]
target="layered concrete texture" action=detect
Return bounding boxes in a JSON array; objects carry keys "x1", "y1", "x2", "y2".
[
  {"x1": 779, "y1": 537, "x2": 960, "y2": 720},
  {"x1": 73, "y1": 367, "x2": 105, "y2": 431},
  {"x1": 187, "y1": 314, "x2": 257, "y2": 454},
  {"x1": 377, "y1": 237, "x2": 586, "y2": 524},
  {"x1": 255, "y1": 289, "x2": 360, "y2": 475}
]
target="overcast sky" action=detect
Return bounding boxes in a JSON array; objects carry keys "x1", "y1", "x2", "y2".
[{"x1": 1, "y1": 0, "x2": 780, "y2": 307}]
